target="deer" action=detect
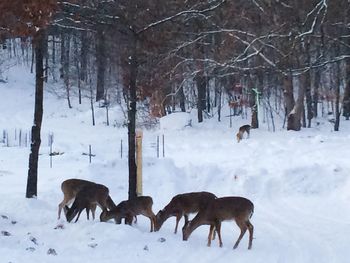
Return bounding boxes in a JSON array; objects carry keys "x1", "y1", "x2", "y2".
[
  {"x1": 64, "y1": 183, "x2": 112, "y2": 223},
  {"x1": 58, "y1": 179, "x2": 115, "y2": 220},
  {"x1": 236, "y1": 124, "x2": 251, "y2": 142},
  {"x1": 58, "y1": 179, "x2": 115, "y2": 223},
  {"x1": 182, "y1": 196, "x2": 254, "y2": 250},
  {"x1": 154, "y1": 191, "x2": 217, "y2": 234},
  {"x1": 100, "y1": 196, "x2": 156, "y2": 232}
]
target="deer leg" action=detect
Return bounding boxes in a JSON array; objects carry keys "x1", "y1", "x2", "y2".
[
  {"x1": 147, "y1": 216, "x2": 154, "y2": 232},
  {"x1": 212, "y1": 226, "x2": 216, "y2": 240},
  {"x1": 207, "y1": 224, "x2": 215, "y2": 247},
  {"x1": 86, "y1": 208, "x2": 90, "y2": 220},
  {"x1": 174, "y1": 214, "x2": 182, "y2": 234},
  {"x1": 233, "y1": 220, "x2": 247, "y2": 249},
  {"x1": 147, "y1": 211, "x2": 156, "y2": 232},
  {"x1": 184, "y1": 214, "x2": 189, "y2": 224},
  {"x1": 246, "y1": 220, "x2": 254, "y2": 249},
  {"x1": 91, "y1": 203, "x2": 97, "y2": 220},
  {"x1": 215, "y1": 222, "x2": 223, "y2": 247},
  {"x1": 74, "y1": 209, "x2": 83, "y2": 223},
  {"x1": 58, "y1": 197, "x2": 73, "y2": 219}
]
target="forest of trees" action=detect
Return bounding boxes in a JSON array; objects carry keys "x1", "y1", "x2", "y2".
[{"x1": 0, "y1": 0, "x2": 350, "y2": 198}]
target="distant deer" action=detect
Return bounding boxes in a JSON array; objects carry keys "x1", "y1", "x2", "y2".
[
  {"x1": 236, "y1": 124, "x2": 251, "y2": 142},
  {"x1": 58, "y1": 179, "x2": 115, "y2": 220},
  {"x1": 182, "y1": 196, "x2": 254, "y2": 250},
  {"x1": 154, "y1": 191, "x2": 217, "y2": 234},
  {"x1": 100, "y1": 196, "x2": 156, "y2": 232}
]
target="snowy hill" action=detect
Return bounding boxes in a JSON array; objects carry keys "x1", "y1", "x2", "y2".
[{"x1": 0, "y1": 66, "x2": 350, "y2": 263}]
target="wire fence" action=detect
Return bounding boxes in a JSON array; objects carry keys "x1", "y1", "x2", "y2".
[{"x1": 1, "y1": 128, "x2": 166, "y2": 168}]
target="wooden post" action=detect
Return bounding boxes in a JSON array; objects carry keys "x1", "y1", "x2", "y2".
[
  {"x1": 89, "y1": 145, "x2": 92, "y2": 163},
  {"x1": 120, "y1": 139, "x2": 123, "y2": 159},
  {"x1": 50, "y1": 142, "x2": 53, "y2": 168},
  {"x1": 162, "y1": 134, "x2": 165, "y2": 158},
  {"x1": 136, "y1": 130, "x2": 143, "y2": 196},
  {"x1": 156, "y1": 135, "x2": 159, "y2": 158},
  {"x1": 19, "y1": 129, "x2": 22, "y2": 147}
]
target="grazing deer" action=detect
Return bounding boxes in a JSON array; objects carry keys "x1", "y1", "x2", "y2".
[
  {"x1": 58, "y1": 179, "x2": 115, "y2": 220},
  {"x1": 100, "y1": 196, "x2": 156, "y2": 232},
  {"x1": 236, "y1": 124, "x2": 251, "y2": 142},
  {"x1": 154, "y1": 191, "x2": 217, "y2": 234},
  {"x1": 64, "y1": 183, "x2": 111, "y2": 223},
  {"x1": 182, "y1": 196, "x2": 254, "y2": 250}
]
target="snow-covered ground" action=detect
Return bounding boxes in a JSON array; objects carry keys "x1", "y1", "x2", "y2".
[{"x1": 0, "y1": 66, "x2": 350, "y2": 263}]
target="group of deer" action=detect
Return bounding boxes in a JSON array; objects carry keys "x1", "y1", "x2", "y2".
[{"x1": 58, "y1": 179, "x2": 254, "y2": 250}]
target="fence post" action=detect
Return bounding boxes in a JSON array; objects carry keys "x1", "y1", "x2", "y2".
[
  {"x1": 19, "y1": 129, "x2": 22, "y2": 147},
  {"x1": 120, "y1": 139, "x2": 123, "y2": 159},
  {"x1": 89, "y1": 145, "x2": 92, "y2": 163},
  {"x1": 162, "y1": 134, "x2": 165, "y2": 158},
  {"x1": 49, "y1": 133, "x2": 54, "y2": 168},
  {"x1": 136, "y1": 130, "x2": 143, "y2": 196},
  {"x1": 156, "y1": 135, "x2": 159, "y2": 158}
]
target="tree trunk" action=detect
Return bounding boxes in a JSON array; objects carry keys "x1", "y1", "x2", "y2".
[
  {"x1": 128, "y1": 37, "x2": 138, "y2": 200},
  {"x1": 179, "y1": 85, "x2": 185, "y2": 112},
  {"x1": 248, "y1": 75, "x2": 258, "y2": 128},
  {"x1": 283, "y1": 72, "x2": 295, "y2": 118},
  {"x1": 26, "y1": 30, "x2": 45, "y2": 198},
  {"x1": 206, "y1": 76, "x2": 210, "y2": 113},
  {"x1": 334, "y1": 61, "x2": 341, "y2": 131},
  {"x1": 96, "y1": 29, "x2": 106, "y2": 102},
  {"x1": 196, "y1": 73, "x2": 206, "y2": 123},
  {"x1": 313, "y1": 68, "x2": 320, "y2": 118},
  {"x1": 63, "y1": 33, "x2": 72, "y2": 109},
  {"x1": 305, "y1": 71, "x2": 313, "y2": 127},
  {"x1": 287, "y1": 73, "x2": 306, "y2": 131},
  {"x1": 343, "y1": 59, "x2": 350, "y2": 120}
]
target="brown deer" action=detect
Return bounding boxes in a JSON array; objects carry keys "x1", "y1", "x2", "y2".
[
  {"x1": 63, "y1": 183, "x2": 112, "y2": 223},
  {"x1": 58, "y1": 179, "x2": 115, "y2": 220},
  {"x1": 236, "y1": 124, "x2": 251, "y2": 142},
  {"x1": 154, "y1": 191, "x2": 217, "y2": 234},
  {"x1": 100, "y1": 196, "x2": 156, "y2": 232},
  {"x1": 182, "y1": 196, "x2": 254, "y2": 250}
]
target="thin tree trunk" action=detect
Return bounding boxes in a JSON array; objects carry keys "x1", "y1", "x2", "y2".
[
  {"x1": 217, "y1": 79, "x2": 222, "y2": 122},
  {"x1": 96, "y1": 29, "x2": 106, "y2": 102},
  {"x1": 305, "y1": 71, "x2": 313, "y2": 128},
  {"x1": 128, "y1": 36, "x2": 138, "y2": 200},
  {"x1": 343, "y1": 59, "x2": 350, "y2": 120},
  {"x1": 206, "y1": 76, "x2": 210, "y2": 113},
  {"x1": 64, "y1": 34, "x2": 72, "y2": 109},
  {"x1": 283, "y1": 72, "x2": 295, "y2": 119},
  {"x1": 196, "y1": 73, "x2": 206, "y2": 123},
  {"x1": 248, "y1": 75, "x2": 258, "y2": 128},
  {"x1": 313, "y1": 68, "x2": 320, "y2": 118},
  {"x1": 80, "y1": 31, "x2": 88, "y2": 105},
  {"x1": 90, "y1": 78, "x2": 95, "y2": 126},
  {"x1": 287, "y1": 73, "x2": 306, "y2": 131},
  {"x1": 179, "y1": 85, "x2": 185, "y2": 112},
  {"x1": 26, "y1": 30, "x2": 45, "y2": 198},
  {"x1": 334, "y1": 61, "x2": 341, "y2": 131}
]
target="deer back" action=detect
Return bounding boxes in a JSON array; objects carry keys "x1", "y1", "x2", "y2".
[
  {"x1": 101, "y1": 196, "x2": 153, "y2": 222},
  {"x1": 61, "y1": 178, "x2": 96, "y2": 198},
  {"x1": 186, "y1": 196, "x2": 254, "y2": 232},
  {"x1": 155, "y1": 191, "x2": 216, "y2": 230}
]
